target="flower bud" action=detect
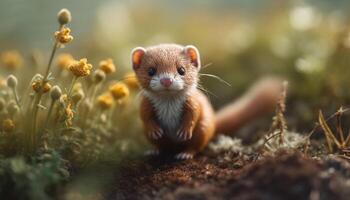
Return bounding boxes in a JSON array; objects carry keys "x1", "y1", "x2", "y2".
[
  {"x1": 99, "y1": 58, "x2": 116, "y2": 74},
  {"x1": 59, "y1": 94, "x2": 68, "y2": 107},
  {"x1": 71, "y1": 89, "x2": 85, "y2": 105},
  {"x1": 72, "y1": 82, "x2": 82, "y2": 92},
  {"x1": 31, "y1": 74, "x2": 44, "y2": 82},
  {"x1": 56, "y1": 53, "x2": 74, "y2": 70},
  {"x1": 1, "y1": 51, "x2": 23, "y2": 70},
  {"x1": 123, "y1": 72, "x2": 139, "y2": 90},
  {"x1": 93, "y1": 69, "x2": 106, "y2": 84},
  {"x1": 7, "y1": 101, "x2": 19, "y2": 116},
  {"x1": 97, "y1": 93, "x2": 113, "y2": 110},
  {"x1": 7, "y1": 75, "x2": 17, "y2": 88},
  {"x1": 109, "y1": 82, "x2": 129, "y2": 100},
  {"x1": 57, "y1": 8, "x2": 72, "y2": 25},
  {"x1": 50, "y1": 85, "x2": 62, "y2": 100},
  {"x1": 2, "y1": 118, "x2": 15, "y2": 132}
]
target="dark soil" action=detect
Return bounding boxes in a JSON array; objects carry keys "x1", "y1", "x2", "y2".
[{"x1": 103, "y1": 148, "x2": 350, "y2": 200}]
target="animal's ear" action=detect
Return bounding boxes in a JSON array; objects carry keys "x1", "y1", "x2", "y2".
[
  {"x1": 131, "y1": 47, "x2": 146, "y2": 70},
  {"x1": 184, "y1": 45, "x2": 200, "y2": 68}
]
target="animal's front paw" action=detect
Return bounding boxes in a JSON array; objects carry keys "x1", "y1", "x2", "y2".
[
  {"x1": 176, "y1": 128, "x2": 192, "y2": 141},
  {"x1": 148, "y1": 128, "x2": 163, "y2": 140},
  {"x1": 174, "y1": 152, "x2": 194, "y2": 160}
]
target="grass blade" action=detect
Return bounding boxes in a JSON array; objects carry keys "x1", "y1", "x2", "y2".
[{"x1": 318, "y1": 110, "x2": 341, "y2": 153}]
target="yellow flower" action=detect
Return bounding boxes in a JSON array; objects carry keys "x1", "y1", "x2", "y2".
[
  {"x1": 123, "y1": 72, "x2": 139, "y2": 90},
  {"x1": 97, "y1": 93, "x2": 113, "y2": 110},
  {"x1": 55, "y1": 27, "x2": 73, "y2": 44},
  {"x1": 1, "y1": 50, "x2": 23, "y2": 70},
  {"x1": 57, "y1": 54, "x2": 74, "y2": 70},
  {"x1": 99, "y1": 58, "x2": 116, "y2": 74},
  {"x1": 0, "y1": 78, "x2": 6, "y2": 88},
  {"x1": 32, "y1": 80, "x2": 52, "y2": 93},
  {"x1": 109, "y1": 82, "x2": 129, "y2": 100},
  {"x1": 68, "y1": 58, "x2": 92, "y2": 77},
  {"x1": 65, "y1": 103, "x2": 74, "y2": 126},
  {"x1": 2, "y1": 118, "x2": 15, "y2": 132}
]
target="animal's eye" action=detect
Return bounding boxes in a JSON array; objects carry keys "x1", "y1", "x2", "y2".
[
  {"x1": 148, "y1": 67, "x2": 156, "y2": 76},
  {"x1": 177, "y1": 66, "x2": 186, "y2": 75}
]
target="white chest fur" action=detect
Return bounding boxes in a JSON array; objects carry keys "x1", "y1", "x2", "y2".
[{"x1": 143, "y1": 91, "x2": 186, "y2": 139}]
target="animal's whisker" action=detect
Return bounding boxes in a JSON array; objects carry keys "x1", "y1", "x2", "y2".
[
  {"x1": 196, "y1": 82, "x2": 218, "y2": 98},
  {"x1": 199, "y1": 73, "x2": 231, "y2": 87},
  {"x1": 201, "y1": 63, "x2": 213, "y2": 70}
]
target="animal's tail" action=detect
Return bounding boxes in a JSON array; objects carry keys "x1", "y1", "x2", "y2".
[{"x1": 215, "y1": 78, "x2": 283, "y2": 134}]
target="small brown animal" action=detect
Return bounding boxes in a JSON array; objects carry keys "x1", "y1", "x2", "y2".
[{"x1": 131, "y1": 44, "x2": 282, "y2": 160}]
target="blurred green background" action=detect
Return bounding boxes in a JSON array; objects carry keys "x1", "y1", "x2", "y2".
[
  {"x1": 1, "y1": 0, "x2": 350, "y2": 130},
  {"x1": 1, "y1": 1, "x2": 350, "y2": 199}
]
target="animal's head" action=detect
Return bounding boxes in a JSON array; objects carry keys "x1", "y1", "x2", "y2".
[{"x1": 131, "y1": 44, "x2": 200, "y2": 96}]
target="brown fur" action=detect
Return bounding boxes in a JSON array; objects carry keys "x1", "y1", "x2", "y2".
[
  {"x1": 132, "y1": 44, "x2": 282, "y2": 158},
  {"x1": 140, "y1": 90, "x2": 215, "y2": 155},
  {"x1": 133, "y1": 44, "x2": 198, "y2": 95}
]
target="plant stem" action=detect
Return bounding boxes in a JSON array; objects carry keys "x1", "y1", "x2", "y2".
[
  {"x1": 91, "y1": 109, "x2": 102, "y2": 128},
  {"x1": 29, "y1": 27, "x2": 61, "y2": 153},
  {"x1": 12, "y1": 87, "x2": 21, "y2": 112},
  {"x1": 107, "y1": 103, "x2": 116, "y2": 128},
  {"x1": 58, "y1": 76, "x2": 78, "y2": 128},
  {"x1": 30, "y1": 92, "x2": 42, "y2": 153},
  {"x1": 43, "y1": 42, "x2": 59, "y2": 83},
  {"x1": 44, "y1": 100, "x2": 56, "y2": 130},
  {"x1": 80, "y1": 100, "x2": 91, "y2": 130},
  {"x1": 85, "y1": 83, "x2": 100, "y2": 124},
  {"x1": 67, "y1": 76, "x2": 78, "y2": 100},
  {"x1": 90, "y1": 84, "x2": 99, "y2": 102}
]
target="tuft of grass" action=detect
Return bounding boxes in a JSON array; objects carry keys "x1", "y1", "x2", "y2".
[
  {"x1": 303, "y1": 107, "x2": 350, "y2": 158},
  {"x1": 267, "y1": 81, "x2": 288, "y2": 145},
  {"x1": 259, "y1": 81, "x2": 290, "y2": 154},
  {"x1": 318, "y1": 107, "x2": 350, "y2": 156}
]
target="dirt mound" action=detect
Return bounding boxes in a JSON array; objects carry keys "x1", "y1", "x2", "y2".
[{"x1": 105, "y1": 150, "x2": 350, "y2": 200}]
